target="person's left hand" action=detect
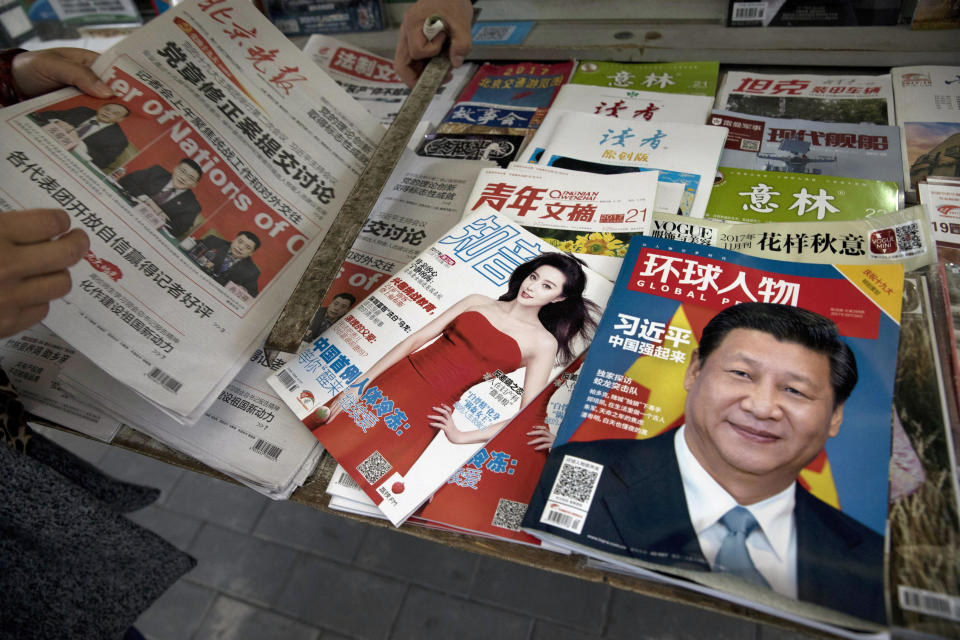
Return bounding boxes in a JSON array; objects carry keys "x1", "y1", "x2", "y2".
[
  {"x1": 11, "y1": 48, "x2": 113, "y2": 100},
  {"x1": 526, "y1": 425, "x2": 555, "y2": 451}
]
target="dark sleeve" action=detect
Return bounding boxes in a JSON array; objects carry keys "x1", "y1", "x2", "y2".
[
  {"x1": 31, "y1": 106, "x2": 90, "y2": 127},
  {"x1": 241, "y1": 265, "x2": 259, "y2": 298},
  {"x1": 0, "y1": 49, "x2": 26, "y2": 107},
  {"x1": 85, "y1": 125, "x2": 128, "y2": 171},
  {"x1": 117, "y1": 166, "x2": 158, "y2": 197},
  {"x1": 304, "y1": 307, "x2": 326, "y2": 343}
]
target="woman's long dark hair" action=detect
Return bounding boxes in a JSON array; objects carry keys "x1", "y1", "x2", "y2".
[{"x1": 499, "y1": 252, "x2": 599, "y2": 364}]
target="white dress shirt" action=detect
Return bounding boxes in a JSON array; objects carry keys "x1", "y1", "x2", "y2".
[{"x1": 674, "y1": 425, "x2": 798, "y2": 598}]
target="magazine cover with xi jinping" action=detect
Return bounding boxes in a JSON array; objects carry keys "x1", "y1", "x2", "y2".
[{"x1": 523, "y1": 235, "x2": 903, "y2": 630}]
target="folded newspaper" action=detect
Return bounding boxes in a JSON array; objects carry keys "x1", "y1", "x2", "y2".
[{"x1": 0, "y1": 0, "x2": 383, "y2": 422}]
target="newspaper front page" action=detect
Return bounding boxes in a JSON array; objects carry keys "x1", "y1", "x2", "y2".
[{"x1": 0, "y1": 0, "x2": 382, "y2": 417}]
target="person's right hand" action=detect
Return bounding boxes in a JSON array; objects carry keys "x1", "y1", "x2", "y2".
[
  {"x1": 526, "y1": 425, "x2": 555, "y2": 451},
  {"x1": 0, "y1": 209, "x2": 89, "y2": 338},
  {"x1": 394, "y1": 0, "x2": 473, "y2": 88}
]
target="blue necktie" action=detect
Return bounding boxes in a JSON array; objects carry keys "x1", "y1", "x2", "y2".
[
  {"x1": 74, "y1": 120, "x2": 96, "y2": 138},
  {"x1": 713, "y1": 506, "x2": 770, "y2": 588}
]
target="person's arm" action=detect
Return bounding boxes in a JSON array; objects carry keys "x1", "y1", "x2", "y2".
[
  {"x1": 393, "y1": 0, "x2": 473, "y2": 89},
  {"x1": 0, "y1": 209, "x2": 90, "y2": 338},
  {"x1": 321, "y1": 292, "x2": 488, "y2": 422}
]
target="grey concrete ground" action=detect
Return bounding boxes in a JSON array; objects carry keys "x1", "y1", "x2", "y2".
[{"x1": 38, "y1": 426, "x2": 823, "y2": 640}]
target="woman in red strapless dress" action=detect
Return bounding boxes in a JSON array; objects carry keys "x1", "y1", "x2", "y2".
[{"x1": 308, "y1": 253, "x2": 598, "y2": 502}]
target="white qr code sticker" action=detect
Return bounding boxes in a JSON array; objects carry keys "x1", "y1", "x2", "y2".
[{"x1": 540, "y1": 455, "x2": 603, "y2": 534}]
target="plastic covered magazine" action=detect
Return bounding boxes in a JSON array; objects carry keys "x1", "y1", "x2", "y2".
[
  {"x1": 650, "y1": 206, "x2": 936, "y2": 273},
  {"x1": 414, "y1": 356, "x2": 586, "y2": 545},
  {"x1": 325, "y1": 355, "x2": 587, "y2": 547},
  {"x1": 522, "y1": 234, "x2": 903, "y2": 634},
  {"x1": 887, "y1": 272, "x2": 960, "y2": 636},
  {"x1": 891, "y1": 66, "x2": 960, "y2": 198},
  {"x1": 570, "y1": 61, "x2": 718, "y2": 96},
  {"x1": 436, "y1": 61, "x2": 574, "y2": 136},
  {"x1": 535, "y1": 112, "x2": 727, "y2": 219},
  {"x1": 709, "y1": 109, "x2": 904, "y2": 196},
  {"x1": 707, "y1": 167, "x2": 900, "y2": 224},
  {"x1": 269, "y1": 211, "x2": 613, "y2": 525},
  {"x1": 715, "y1": 71, "x2": 894, "y2": 126},
  {"x1": 519, "y1": 85, "x2": 715, "y2": 164}
]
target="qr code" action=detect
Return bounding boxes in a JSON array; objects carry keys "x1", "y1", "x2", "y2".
[
  {"x1": 356, "y1": 451, "x2": 391, "y2": 485},
  {"x1": 491, "y1": 498, "x2": 528, "y2": 531},
  {"x1": 895, "y1": 222, "x2": 923, "y2": 253},
  {"x1": 554, "y1": 460, "x2": 600, "y2": 506},
  {"x1": 740, "y1": 139, "x2": 760, "y2": 152}
]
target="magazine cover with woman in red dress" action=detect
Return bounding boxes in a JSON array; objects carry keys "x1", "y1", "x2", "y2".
[{"x1": 309, "y1": 251, "x2": 601, "y2": 509}]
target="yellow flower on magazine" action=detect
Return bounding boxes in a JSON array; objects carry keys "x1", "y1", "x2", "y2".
[
  {"x1": 575, "y1": 232, "x2": 624, "y2": 256},
  {"x1": 559, "y1": 240, "x2": 575, "y2": 252}
]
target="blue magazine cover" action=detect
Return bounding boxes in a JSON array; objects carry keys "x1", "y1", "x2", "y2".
[{"x1": 523, "y1": 235, "x2": 903, "y2": 630}]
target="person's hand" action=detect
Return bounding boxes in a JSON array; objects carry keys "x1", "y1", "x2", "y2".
[
  {"x1": 0, "y1": 209, "x2": 89, "y2": 338},
  {"x1": 394, "y1": 0, "x2": 473, "y2": 88},
  {"x1": 11, "y1": 48, "x2": 113, "y2": 100},
  {"x1": 428, "y1": 403, "x2": 468, "y2": 443},
  {"x1": 526, "y1": 425, "x2": 555, "y2": 451}
]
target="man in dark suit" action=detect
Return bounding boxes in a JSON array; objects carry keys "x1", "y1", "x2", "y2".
[
  {"x1": 193, "y1": 231, "x2": 261, "y2": 298},
  {"x1": 526, "y1": 303, "x2": 884, "y2": 624},
  {"x1": 303, "y1": 292, "x2": 356, "y2": 343},
  {"x1": 118, "y1": 159, "x2": 203, "y2": 239},
  {"x1": 32, "y1": 102, "x2": 130, "y2": 170}
]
